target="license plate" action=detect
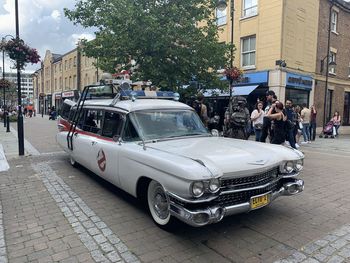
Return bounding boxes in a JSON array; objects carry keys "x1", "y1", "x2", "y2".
[{"x1": 250, "y1": 193, "x2": 270, "y2": 209}]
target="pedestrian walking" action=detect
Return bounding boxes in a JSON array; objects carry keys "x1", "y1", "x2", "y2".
[
  {"x1": 331, "y1": 111, "x2": 341, "y2": 137},
  {"x1": 260, "y1": 90, "x2": 275, "y2": 143},
  {"x1": 309, "y1": 105, "x2": 317, "y2": 141},
  {"x1": 300, "y1": 104, "x2": 311, "y2": 144},
  {"x1": 285, "y1": 100, "x2": 297, "y2": 149},
  {"x1": 250, "y1": 102, "x2": 264, "y2": 141},
  {"x1": 196, "y1": 94, "x2": 209, "y2": 127}
]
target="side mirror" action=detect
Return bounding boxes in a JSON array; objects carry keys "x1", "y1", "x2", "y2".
[{"x1": 211, "y1": 129, "x2": 219, "y2": 137}]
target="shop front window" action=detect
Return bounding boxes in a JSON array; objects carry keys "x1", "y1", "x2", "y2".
[{"x1": 285, "y1": 88, "x2": 310, "y2": 108}]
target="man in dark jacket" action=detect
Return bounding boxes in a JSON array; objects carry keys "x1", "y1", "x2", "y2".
[
  {"x1": 260, "y1": 90, "x2": 275, "y2": 143},
  {"x1": 285, "y1": 100, "x2": 297, "y2": 149}
]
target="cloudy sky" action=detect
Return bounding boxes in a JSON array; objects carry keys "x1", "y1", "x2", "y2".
[{"x1": 0, "y1": 0, "x2": 95, "y2": 74}]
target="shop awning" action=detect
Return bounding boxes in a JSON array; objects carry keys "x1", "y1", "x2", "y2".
[{"x1": 232, "y1": 85, "x2": 258, "y2": 96}]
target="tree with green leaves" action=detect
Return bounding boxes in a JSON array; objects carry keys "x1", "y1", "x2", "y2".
[{"x1": 64, "y1": 0, "x2": 233, "y2": 91}]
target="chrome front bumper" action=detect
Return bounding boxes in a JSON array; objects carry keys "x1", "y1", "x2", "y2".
[{"x1": 169, "y1": 179, "x2": 304, "y2": 227}]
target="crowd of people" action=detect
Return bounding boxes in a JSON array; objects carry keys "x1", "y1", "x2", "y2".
[
  {"x1": 192, "y1": 90, "x2": 343, "y2": 148},
  {"x1": 249, "y1": 90, "x2": 342, "y2": 148}
]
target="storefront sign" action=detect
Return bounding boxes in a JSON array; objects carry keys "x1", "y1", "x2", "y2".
[
  {"x1": 55, "y1": 94, "x2": 62, "y2": 99},
  {"x1": 220, "y1": 71, "x2": 268, "y2": 86},
  {"x1": 286, "y1": 73, "x2": 313, "y2": 90},
  {"x1": 39, "y1": 93, "x2": 46, "y2": 97},
  {"x1": 62, "y1": 91, "x2": 75, "y2": 98}
]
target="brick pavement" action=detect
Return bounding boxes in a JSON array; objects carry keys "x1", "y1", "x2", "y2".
[{"x1": 1, "y1": 118, "x2": 350, "y2": 262}]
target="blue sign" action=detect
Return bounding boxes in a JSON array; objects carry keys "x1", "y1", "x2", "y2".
[
  {"x1": 220, "y1": 71, "x2": 268, "y2": 86},
  {"x1": 286, "y1": 73, "x2": 313, "y2": 90}
]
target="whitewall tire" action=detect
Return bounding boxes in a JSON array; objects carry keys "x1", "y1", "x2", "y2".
[
  {"x1": 70, "y1": 156, "x2": 78, "y2": 167},
  {"x1": 147, "y1": 180, "x2": 173, "y2": 228}
]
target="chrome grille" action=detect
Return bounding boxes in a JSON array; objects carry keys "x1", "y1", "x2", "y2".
[
  {"x1": 215, "y1": 180, "x2": 282, "y2": 207},
  {"x1": 220, "y1": 167, "x2": 279, "y2": 190}
]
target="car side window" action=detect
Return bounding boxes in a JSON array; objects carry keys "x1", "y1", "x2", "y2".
[
  {"x1": 123, "y1": 116, "x2": 140, "y2": 141},
  {"x1": 102, "y1": 111, "x2": 124, "y2": 138},
  {"x1": 82, "y1": 109, "x2": 103, "y2": 134}
]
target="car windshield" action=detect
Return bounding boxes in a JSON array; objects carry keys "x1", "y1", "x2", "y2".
[{"x1": 131, "y1": 109, "x2": 209, "y2": 141}]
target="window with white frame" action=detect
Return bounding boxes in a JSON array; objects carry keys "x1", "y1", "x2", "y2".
[
  {"x1": 216, "y1": 8, "x2": 227, "y2": 26},
  {"x1": 348, "y1": 63, "x2": 350, "y2": 77},
  {"x1": 329, "y1": 51, "x2": 336, "y2": 74},
  {"x1": 331, "y1": 10, "x2": 338, "y2": 33},
  {"x1": 243, "y1": 0, "x2": 258, "y2": 17},
  {"x1": 241, "y1": 35, "x2": 256, "y2": 68}
]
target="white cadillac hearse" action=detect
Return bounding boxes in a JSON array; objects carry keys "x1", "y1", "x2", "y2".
[{"x1": 57, "y1": 82, "x2": 304, "y2": 229}]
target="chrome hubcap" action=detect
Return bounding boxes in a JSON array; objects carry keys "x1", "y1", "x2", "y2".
[{"x1": 152, "y1": 187, "x2": 169, "y2": 219}]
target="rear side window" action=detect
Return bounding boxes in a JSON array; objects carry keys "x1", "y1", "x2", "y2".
[
  {"x1": 82, "y1": 109, "x2": 103, "y2": 134},
  {"x1": 102, "y1": 111, "x2": 124, "y2": 138},
  {"x1": 59, "y1": 102, "x2": 72, "y2": 120}
]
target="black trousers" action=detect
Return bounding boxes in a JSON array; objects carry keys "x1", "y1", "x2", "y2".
[{"x1": 259, "y1": 117, "x2": 272, "y2": 143}]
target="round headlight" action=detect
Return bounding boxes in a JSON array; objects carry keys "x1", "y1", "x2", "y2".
[
  {"x1": 191, "y1": 181, "x2": 204, "y2": 197},
  {"x1": 295, "y1": 159, "x2": 303, "y2": 171},
  {"x1": 209, "y1": 178, "x2": 220, "y2": 193},
  {"x1": 285, "y1": 161, "x2": 294, "y2": 173}
]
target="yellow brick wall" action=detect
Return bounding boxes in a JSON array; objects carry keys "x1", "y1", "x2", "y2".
[
  {"x1": 217, "y1": 0, "x2": 319, "y2": 73},
  {"x1": 281, "y1": 0, "x2": 319, "y2": 73}
]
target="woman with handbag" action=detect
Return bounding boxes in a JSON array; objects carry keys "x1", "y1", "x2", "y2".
[
  {"x1": 331, "y1": 111, "x2": 341, "y2": 137},
  {"x1": 250, "y1": 102, "x2": 264, "y2": 141}
]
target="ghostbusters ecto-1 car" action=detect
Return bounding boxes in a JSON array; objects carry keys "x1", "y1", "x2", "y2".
[{"x1": 56, "y1": 83, "x2": 304, "y2": 229}]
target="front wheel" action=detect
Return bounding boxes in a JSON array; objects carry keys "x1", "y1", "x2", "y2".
[
  {"x1": 147, "y1": 180, "x2": 176, "y2": 230},
  {"x1": 70, "y1": 156, "x2": 78, "y2": 167}
]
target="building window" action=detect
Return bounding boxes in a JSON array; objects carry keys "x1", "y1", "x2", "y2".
[
  {"x1": 348, "y1": 63, "x2": 350, "y2": 78},
  {"x1": 73, "y1": 75, "x2": 77, "y2": 89},
  {"x1": 69, "y1": 58, "x2": 72, "y2": 69},
  {"x1": 216, "y1": 8, "x2": 227, "y2": 26},
  {"x1": 241, "y1": 35, "x2": 256, "y2": 68},
  {"x1": 243, "y1": 0, "x2": 258, "y2": 18},
  {"x1": 331, "y1": 10, "x2": 338, "y2": 33},
  {"x1": 65, "y1": 60, "x2": 67, "y2": 70},
  {"x1": 74, "y1": 56, "x2": 77, "y2": 67},
  {"x1": 329, "y1": 52, "x2": 336, "y2": 74}
]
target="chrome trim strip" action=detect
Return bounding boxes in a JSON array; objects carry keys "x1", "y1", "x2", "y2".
[{"x1": 167, "y1": 191, "x2": 219, "y2": 204}]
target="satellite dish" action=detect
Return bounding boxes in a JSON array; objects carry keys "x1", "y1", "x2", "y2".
[{"x1": 120, "y1": 82, "x2": 131, "y2": 91}]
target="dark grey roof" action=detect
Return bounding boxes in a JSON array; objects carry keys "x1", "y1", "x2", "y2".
[{"x1": 52, "y1": 53, "x2": 62, "y2": 62}]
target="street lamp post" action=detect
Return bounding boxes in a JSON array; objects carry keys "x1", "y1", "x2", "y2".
[
  {"x1": 15, "y1": 0, "x2": 24, "y2": 156},
  {"x1": 2, "y1": 34, "x2": 15, "y2": 127},
  {"x1": 323, "y1": 0, "x2": 335, "y2": 128},
  {"x1": 2, "y1": 44, "x2": 5, "y2": 127},
  {"x1": 217, "y1": 0, "x2": 234, "y2": 98}
]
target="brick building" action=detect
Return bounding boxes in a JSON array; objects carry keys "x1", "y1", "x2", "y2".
[{"x1": 314, "y1": 0, "x2": 350, "y2": 132}]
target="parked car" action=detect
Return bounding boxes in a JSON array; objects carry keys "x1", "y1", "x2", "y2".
[{"x1": 56, "y1": 86, "x2": 304, "y2": 229}]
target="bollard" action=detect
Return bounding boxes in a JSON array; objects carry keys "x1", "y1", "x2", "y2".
[{"x1": 6, "y1": 115, "x2": 10, "y2": 132}]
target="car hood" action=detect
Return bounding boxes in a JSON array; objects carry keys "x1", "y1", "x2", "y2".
[{"x1": 146, "y1": 136, "x2": 303, "y2": 178}]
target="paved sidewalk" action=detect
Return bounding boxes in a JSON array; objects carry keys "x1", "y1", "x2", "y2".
[{"x1": 2, "y1": 121, "x2": 350, "y2": 262}]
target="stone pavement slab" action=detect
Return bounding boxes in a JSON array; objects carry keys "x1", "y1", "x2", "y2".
[{"x1": 2, "y1": 120, "x2": 350, "y2": 262}]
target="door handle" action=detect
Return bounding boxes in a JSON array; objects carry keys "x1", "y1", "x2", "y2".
[{"x1": 91, "y1": 141, "x2": 97, "y2": 146}]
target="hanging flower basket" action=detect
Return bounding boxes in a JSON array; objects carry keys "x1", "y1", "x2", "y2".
[
  {"x1": 0, "y1": 38, "x2": 40, "y2": 70},
  {"x1": 224, "y1": 66, "x2": 243, "y2": 82},
  {"x1": 0, "y1": 79, "x2": 13, "y2": 89}
]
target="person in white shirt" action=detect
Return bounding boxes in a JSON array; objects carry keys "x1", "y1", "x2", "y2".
[{"x1": 251, "y1": 102, "x2": 265, "y2": 141}]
